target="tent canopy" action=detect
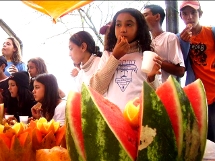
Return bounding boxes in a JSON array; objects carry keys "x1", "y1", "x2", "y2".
[{"x1": 22, "y1": 1, "x2": 93, "y2": 23}]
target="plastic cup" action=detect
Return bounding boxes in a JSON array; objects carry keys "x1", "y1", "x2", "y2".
[
  {"x1": 5, "y1": 114, "x2": 14, "y2": 119},
  {"x1": 19, "y1": 116, "x2": 29, "y2": 124},
  {"x1": 141, "y1": 51, "x2": 158, "y2": 73}
]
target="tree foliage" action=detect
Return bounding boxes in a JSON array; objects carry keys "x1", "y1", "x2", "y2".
[{"x1": 54, "y1": 1, "x2": 150, "y2": 49}]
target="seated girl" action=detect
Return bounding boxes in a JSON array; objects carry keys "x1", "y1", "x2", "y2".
[
  {"x1": 31, "y1": 73, "x2": 66, "y2": 126},
  {"x1": 6, "y1": 71, "x2": 36, "y2": 122}
]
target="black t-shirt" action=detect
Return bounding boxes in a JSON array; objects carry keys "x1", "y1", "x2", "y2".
[{"x1": 6, "y1": 90, "x2": 37, "y2": 122}]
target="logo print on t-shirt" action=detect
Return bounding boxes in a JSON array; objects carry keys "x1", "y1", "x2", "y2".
[
  {"x1": 189, "y1": 43, "x2": 207, "y2": 66},
  {"x1": 115, "y1": 60, "x2": 137, "y2": 92}
]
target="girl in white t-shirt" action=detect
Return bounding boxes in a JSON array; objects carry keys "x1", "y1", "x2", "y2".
[
  {"x1": 89, "y1": 8, "x2": 163, "y2": 111},
  {"x1": 31, "y1": 73, "x2": 66, "y2": 126}
]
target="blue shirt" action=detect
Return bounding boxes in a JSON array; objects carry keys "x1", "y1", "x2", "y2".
[{"x1": 4, "y1": 61, "x2": 27, "y2": 76}]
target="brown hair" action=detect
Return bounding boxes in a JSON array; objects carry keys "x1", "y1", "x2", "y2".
[
  {"x1": 7, "y1": 37, "x2": 22, "y2": 65},
  {"x1": 28, "y1": 57, "x2": 48, "y2": 75}
]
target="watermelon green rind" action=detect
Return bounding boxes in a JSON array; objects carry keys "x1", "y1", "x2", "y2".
[
  {"x1": 66, "y1": 91, "x2": 86, "y2": 161},
  {"x1": 183, "y1": 79, "x2": 208, "y2": 158},
  {"x1": 171, "y1": 76, "x2": 201, "y2": 161},
  {"x1": 81, "y1": 84, "x2": 138, "y2": 161},
  {"x1": 137, "y1": 81, "x2": 178, "y2": 161},
  {"x1": 156, "y1": 76, "x2": 201, "y2": 161}
]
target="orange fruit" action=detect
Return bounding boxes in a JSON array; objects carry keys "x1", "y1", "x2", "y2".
[
  {"x1": 123, "y1": 97, "x2": 140, "y2": 127},
  {"x1": 53, "y1": 122, "x2": 60, "y2": 133},
  {"x1": 0, "y1": 124, "x2": 4, "y2": 133},
  {"x1": 37, "y1": 117, "x2": 48, "y2": 134},
  {"x1": 37, "y1": 118, "x2": 60, "y2": 134},
  {"x1": 12, "y1": 122, "x2": 24, "y2": 135}
]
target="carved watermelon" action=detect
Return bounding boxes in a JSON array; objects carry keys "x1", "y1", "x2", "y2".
[
  {"x1": 136, "y1": 81, "x2": 178, "y2": 160},
  {"x1": 66, "y1": 84, "x2": 138, "y2": 161},
  {"x1": 156, "y1": 76, "x2": 204, "y2": 161},
  {"x1": 183, "y1": 78, "x2": 208, "y2": 159}
]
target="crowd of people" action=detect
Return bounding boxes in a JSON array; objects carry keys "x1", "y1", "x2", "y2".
[{"x1": 0, "y1": 0, "x2": 214, "y2": 143}]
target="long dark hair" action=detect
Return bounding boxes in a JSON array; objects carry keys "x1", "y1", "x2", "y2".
[
  {"x1": 69, "y1": 31, "x2": 102, "y2": 57},
  {"x1": 7, "y1": 79, "x2": 35, "y2": 119},
  {"x1": 105, "y1": 8, "x2": 152, "y2": 52},
  {"x1": 34, "y1": 73, "x2": 60, "y2": 121}
]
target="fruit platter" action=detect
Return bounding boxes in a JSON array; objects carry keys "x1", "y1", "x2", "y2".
[
  {"x1": 0, "y1": 75, "x2": 214, "y2": 161},
  {"x1": 66, "y1": 76, "x2": 210, "y2": 161},
  {"x1": 0, "y1": 117, "x2": 67, "y2": 161}
]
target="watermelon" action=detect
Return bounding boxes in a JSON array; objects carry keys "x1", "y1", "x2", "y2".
[
  {"x1": 136, "y1": 81, "x2": 178, "y2": 160},
  {"x1": 183, "y1": 79, "x2": 208, "y2": 158},
  {"x1": 66, "y1": 84, "x2": 138, "y2": 161},
  {"x1": 156, "y1": 76, "x2": 201, "y2": 160},
  {"x1": 65, "y1": 76, "x2": 208, "y2": 161},
  {"x1": 66, "y1": 91, "x2": 86, "y2": 161}
]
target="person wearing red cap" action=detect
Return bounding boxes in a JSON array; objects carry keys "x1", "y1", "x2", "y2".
[{"x1": 178, "y1": 0, "x2": 215, "y2": 142}]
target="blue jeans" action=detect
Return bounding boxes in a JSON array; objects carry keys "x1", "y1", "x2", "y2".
[{"x1": 207, "y1": 102, "x2": 215, "y2": 142}]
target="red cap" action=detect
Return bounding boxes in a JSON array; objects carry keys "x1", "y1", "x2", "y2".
[
  {"x1": 180, "y1": 0, "x2": 200, "y2": 10},
  {"x1": 99, "y1": 21, "x2": 112, "y2": 35}
]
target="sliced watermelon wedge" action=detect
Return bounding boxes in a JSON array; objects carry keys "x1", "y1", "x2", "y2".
[
  {"x1": 66, "y1": 91, "x2": 86, "y2": 161},
  {"x1": 156, "y1": 76, "x2": 184, "y2": 157},
  {"x1": 82, "y1": 84, "x2": 138, "y2": 161},
  {"x1": 66, "y1": 84, "x2": 138, "y2": 161},
  {"x1": 156, "y1": 76, "x2": 200, "y2": 160},
  {"x1": 183, "y1": 78, "x2": 208, "y2": 157},
  {"x1": 137, "y1": 81, "x2": 178, "y2": 160}
]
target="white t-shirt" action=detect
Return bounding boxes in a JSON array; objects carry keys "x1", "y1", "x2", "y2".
[
  {"x1": 98, "y1": 51, "x2": 147, "y2": 112},
  {"x1": 53, "y1": 99, "x2": 66, "y2": 126},
  {"x1": 151, "y1": 32, "x2": 185, "y2": 82}
]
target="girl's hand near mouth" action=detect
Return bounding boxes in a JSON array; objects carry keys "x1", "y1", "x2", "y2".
[{"x1": 112, "y1": 36, "x2": 130, "y2": 59}]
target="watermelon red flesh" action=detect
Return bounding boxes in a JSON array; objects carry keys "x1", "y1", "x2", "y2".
[
  {"x1": 83, "y1": 85, "x2": 138, "y2": 161},
  {"x1": 183, "y1": 79, "x2": 208, "y2": 154},
  {"x1": 66, "y1": 91, "x2": 86, "y2": 161},
  {"x1": 156, "y1": 77, "x2": 183, "y2": 156},
  {"x1": 156, "y1": 76, "x2": 203, "y2": 160}
]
